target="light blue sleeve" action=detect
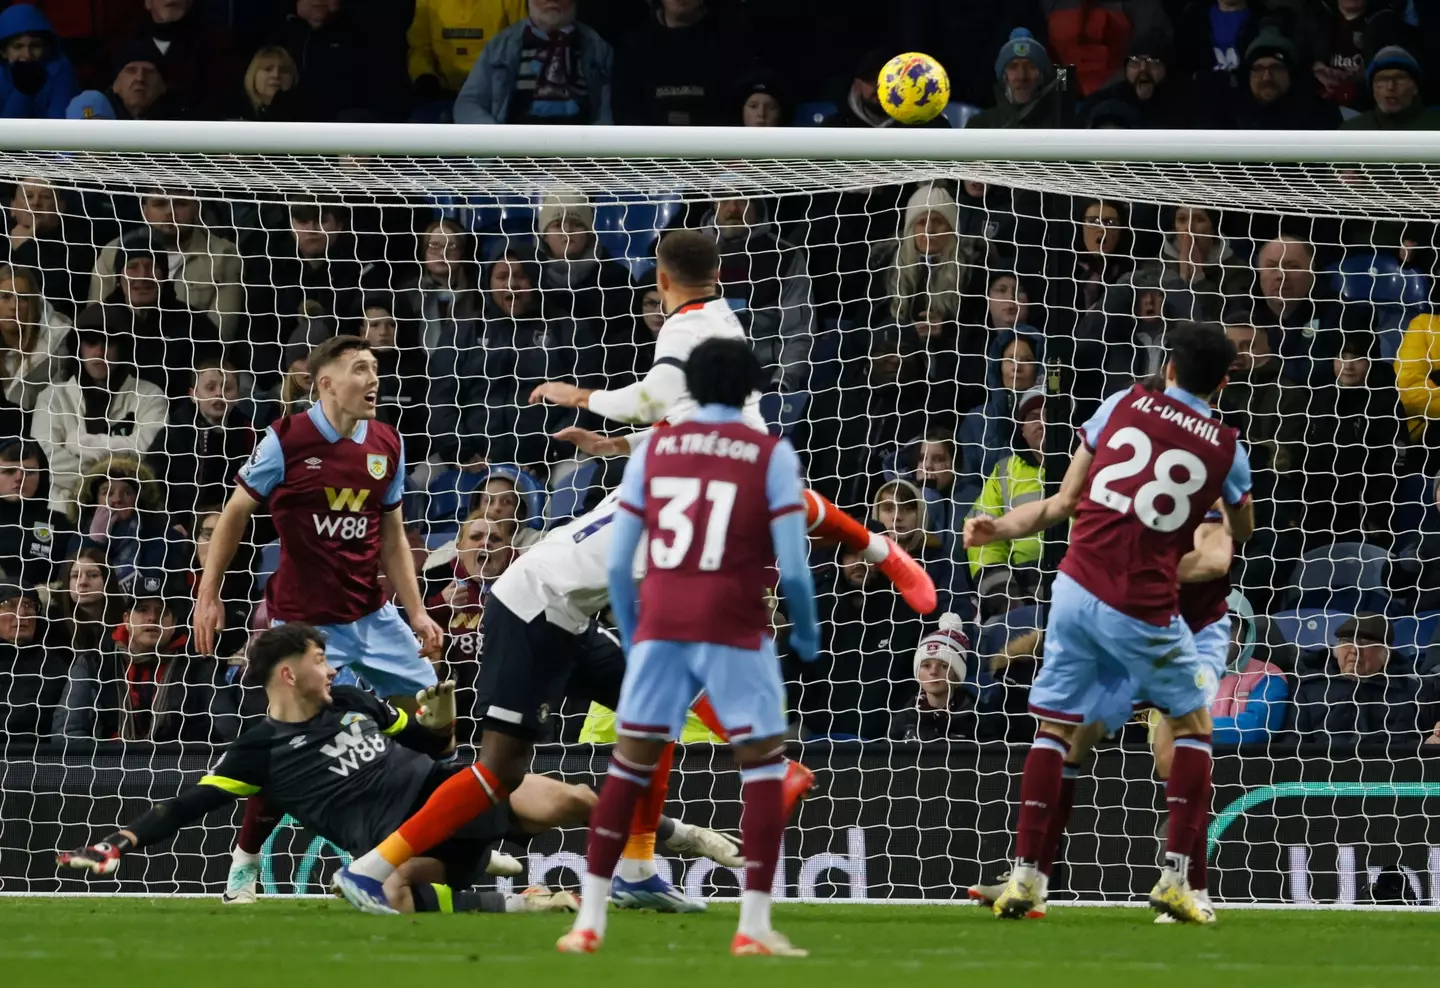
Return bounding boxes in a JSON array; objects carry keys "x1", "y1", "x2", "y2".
[
  {"x1": 772, "y1": 510, "x2": 819, "y2": 659},
  {"x1": 1080, "y1": 388, "x2": 1129, "y2": 450},
  {"x1": 383, "y1": 444, "x2": 407, "y2": 509},
  {"x1": 236, "y1": 427, "x2": 285, "y2": 498},
  {"x1": 1222, "y1": 440, "x2": 1253, "y2": 506},
  {"x1": 606, "y1": 509, "x2": 646, "y2": 651},
  {"x1": 617, "y1": 436, "x2": 650, "y2": 512},
  {"x1": 765, "y1": 439, "x2": 805, "y2": 516}
]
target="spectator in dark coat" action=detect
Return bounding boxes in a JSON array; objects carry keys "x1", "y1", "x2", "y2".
[
  {"x1": 0, "y1": 581, "x2": 65, "y2": 741},
  {"x1": 48, "y1": 547, "x2": 124, "y2": 665},
  {"x1": 0, "y1": 439, "x2": 73, "y2": 587},
  {"x1": 889, "y1": 613, "x2": 987, "y2": 742},
  {"x1": 1315, "y1": 0, "x2": 1416, "y2": 112},
  {"x1": 1083, "y1": 37, "x2": 1185, "y2": 128},
  {"x1": 958, "y1": 327, "x2": 1044, "y2": 494},
  {"x1": 1250, "y1": 234, "x2": 1348, "y2": 385},
  {"x1": 0, "y1": 178, "x2": 93, "y2": 316},
  {"x1": 612, "y1": 0, "x2": 753, "y2": 126},
  {"x1": 0, "y1": 4, "x2": 78, "y2": 120},
  {"x1": 1207, "y1": 29, "x2": 1343, "y2": 129},
  {"x1": 146, "y1": 359, "x2": 257, "y2": 519},
  {"x1": 57, "y1": 568, "x2": 237, "y2": 743},
  {"x1": 1277, "y1": 331, "x2": 1406, "y2": 546},
  {"x1": 122, "y1": 0, "x2": 234, "y2": 119},
  {"x1": 735, "y1": 67, "x2": 790, "y2": 127},
  {"x1": 106, "y1": 39, "x2": 186, "y2": 121},
  {"x1": 968, "y1": 29, "x2": 1061, "y2": 129},
  {"x1": 1291, "y1": 613, "x2": 1435, "y2": 749},
  {"x1": 792, "y1": 545, "x2": 926, "y2": 741},
  {"x1": 1341, "y1": 45, "x2": 1440, "y2": 130},
  {"x1": 271, "y1": 0, "x2": 406, "y2": 121},
  {"x1": 226, "y1": 44, "x2": 302, "y2": 122},
  {"x1": 360, "y1": 296, "x2": 433, "y2": 468}
]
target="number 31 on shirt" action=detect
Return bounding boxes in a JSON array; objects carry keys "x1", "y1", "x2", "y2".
[{"x1": 649, "y1": 476, "x2": 737, "y2": 571}]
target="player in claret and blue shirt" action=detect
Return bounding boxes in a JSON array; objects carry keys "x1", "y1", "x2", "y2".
[
  {"x1": 194, "y1": 335, "x2": 444, "y2": 903},
  {"x1": 556, "y1": 337, "x2": 821, "y2": 958},
  {"x1": 964, "y1": 322, "x2": 1254, "y2": 925}
]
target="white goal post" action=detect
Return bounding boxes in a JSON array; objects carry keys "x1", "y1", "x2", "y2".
[{"x1": 1, "y1": 122, "x2": 1439, "y2": 907}]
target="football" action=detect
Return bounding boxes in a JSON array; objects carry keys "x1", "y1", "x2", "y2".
[{"x1": 878, "y1": 51, "x2": 950, "y2": 125}]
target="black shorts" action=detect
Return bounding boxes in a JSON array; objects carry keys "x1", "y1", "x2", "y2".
[
  {"x1": 412, "y1": 763, "x2": 532, "y2": 890},
  {"x1": 474, "y1": 598, "x2": 626, "y2": 739}
]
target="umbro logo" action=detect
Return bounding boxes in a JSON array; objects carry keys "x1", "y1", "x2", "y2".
[
  {"x1": 305, "y1": 457, "x2": 323, "y2": 471},
  {"x1": 289, "y1": 735, "x2": 307, "y2": 748}
]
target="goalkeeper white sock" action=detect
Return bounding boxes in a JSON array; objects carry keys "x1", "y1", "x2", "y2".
[
  {"x1": 574, "y1": 873, "x2": 611, "y2": 935},
  {"x1": 615, "y1": 856, "x2": 658, "y2": 882},
  {"x1": 739, "y1": 890, "x2": 772, "y2": 938},
  {"x1": 860, "y1": 532, "x2": 890, "y2": 564}
]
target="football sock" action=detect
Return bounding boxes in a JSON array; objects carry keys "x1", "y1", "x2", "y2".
[
  {"x1": 803, "y1": 489, "x2": 888, "y2": 563},
  {"x1": 351, "y1": 763, "x2": 509, "y2": 882},
  {"x1": 1036, "y1": 761, "x2": 1081, "y2": 877},
  {"x1": 237, "y1": 794, "x2": 281, "y2": 855},
  {"x1": 617, "y1": 743, "x2": 673, "y2": 882},
  {"x1": 1164, "y1": 734, "x2": 1213, "y2": 880},
  {"x1": 1189, "y1": 812, "x2": 1209, "y2": 893},
  {"x1": 574, "y1": 752, "x2": 655, "y2": 936},
  {"x1": 738, "y1": 754, "x2": 786, "y2": 937},
  {"x1": 1015, "y1": 733, "x2": 1068, "y2": 866},
  {"x1": 690, "y1": 695, "x2": 731, "y2": 739}
]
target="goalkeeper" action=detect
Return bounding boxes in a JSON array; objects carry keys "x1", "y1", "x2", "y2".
[{"x1": 57, "y1": 624, "x2": 702, "y2": 915}]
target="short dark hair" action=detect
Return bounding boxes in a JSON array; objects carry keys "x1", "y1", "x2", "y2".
[
  {"x1": 685, "y1": 337, "x2": 765, "y2": 409},
  {"x1": 244, "y1": 623, "x2": 327, "y2": 687},
  {"x1": 656, "y1": 229, "x2": 719, "y2": 287},
  {"x1": 1168, "y1": 321, "x2": 1235, "y2": 397},
  {"x1": 307, "y1": 334, "x2": 371, "y2": 378},
  {"x1": 0, "y1": 438, "x2": 44, "y2": 465}
]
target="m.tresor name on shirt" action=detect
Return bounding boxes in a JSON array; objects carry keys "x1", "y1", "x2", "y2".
[{"x1": 654, "y1": 431, "x2": 761, "y2": 462}]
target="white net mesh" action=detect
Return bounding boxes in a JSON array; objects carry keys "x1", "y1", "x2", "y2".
[{"x1": 3, "y1": 130, "x2": 1440, "y2": 905}]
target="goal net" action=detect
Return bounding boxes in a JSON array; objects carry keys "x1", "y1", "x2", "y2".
[{"x1": 2, "y1": 122, "x2": 1438, "y2": 906}]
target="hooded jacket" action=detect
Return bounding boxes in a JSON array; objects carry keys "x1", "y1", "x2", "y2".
[
  {"x1": 0, "y1": 5, "x2": 78, "y2": 120},
  {"x1": 1212, "y1": 590, "x2": 1288, "y2": 744},
  {"x1": 73, "y1": 453, "x2": 186, "y2": 583}
]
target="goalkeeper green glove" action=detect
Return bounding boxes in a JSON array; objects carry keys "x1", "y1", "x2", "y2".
[{"x1": 415, "y1": 680, "x2": 456, "y2": 730}]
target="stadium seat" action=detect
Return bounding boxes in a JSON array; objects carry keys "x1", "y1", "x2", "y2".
[
  {"x1": 793, "y1": 101, "x2": 836, "y2": 126},
  {"x1": 943, "y1": 102, "x2": 982, "y2": 128},
  {"x1": 1385, "y1": 611, "x2": 1440, "y2": 667},
  {"x1": 546, "y1": 458, "x2": 601, "y2": 525},
  {"x1": 758, "y1": 391, "x2": 809, "y2": 437},
  {"x1": 1269, "y1": 608, "x2": 1352, "y2": 653},
  {"x1": 1281, "y1": 541, "x2": 1390, "y2": 612},
  {"x1": 594, "y1": 196, "x2": 681, "y2": 280}
]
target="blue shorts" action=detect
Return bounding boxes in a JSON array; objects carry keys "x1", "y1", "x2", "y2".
[
  {"x1": 616, "y1": 638, "x2": 787, "y2": 743},
  {"x1": 277, "y1": 602, "x2": 436, "y2": 698},
  {"x1": 1192, "y1": 616, "x2": 1230, "y2": 706},
  {"x1": 1032, "y1": 572, "x2": 1208, "y2": 734}
]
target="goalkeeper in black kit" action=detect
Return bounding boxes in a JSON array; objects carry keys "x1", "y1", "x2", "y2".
[{"x1": 58, "y1": 623, "x2": 597, "y2": 915}]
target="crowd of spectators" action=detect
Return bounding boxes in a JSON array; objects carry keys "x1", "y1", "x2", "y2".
[{"x1": 2, "y1": 0, "x2": 1440, "y2": 755}]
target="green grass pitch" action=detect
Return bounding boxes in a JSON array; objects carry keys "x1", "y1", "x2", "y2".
[{"x1": 2, "y1": 898, "x2": 1437, "y2": 988}]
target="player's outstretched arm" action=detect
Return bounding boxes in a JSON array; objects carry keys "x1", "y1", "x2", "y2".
[
  {"x1": 539, "y1": 360, "x2": 687, "y2": 426},
  {"x1": 606, "y1": 509, "x2": 646, "y2": 651},
  {"x1": 771, "y1": 510, "x2": 820, "y2": 662},
  {"x1": 965, "y1": 447, "x2": 1093, "y2": 549},
  {"x1": 57, "y1": 784, "x2": 237, "y2": 876},
  {"x1": 380, "y1": 509, "x2": 443, "y2": 658},
  {"x1": 1178, "y1": 521, "x2": 1233, "y2": 584},
  {"x1": 1221, "y1": 498, "x2": 1255, "y2": 544},
  {"x1": 196, "y1": 487, "x2": 260, "y2": 655}
]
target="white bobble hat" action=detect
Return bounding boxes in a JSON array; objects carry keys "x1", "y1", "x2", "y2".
[{"x1": 913, "y1": 612, "x2": 971, "y2": 683}]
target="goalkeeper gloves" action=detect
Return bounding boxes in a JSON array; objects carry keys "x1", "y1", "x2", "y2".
[
  {"x1": 57, "y1": 833, "x2": 133, "y2": 876},
  {"x1": 415, "y1": 680, "x2": 457, "y2": 730}
]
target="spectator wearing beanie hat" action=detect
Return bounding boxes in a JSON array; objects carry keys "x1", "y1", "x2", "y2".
[
  {"x1": 1341, "y1": 46, "x2": 1440, "y2": 130},
  {"x1": 107, "y1": 39, "x2": 184, "y2": 120},
  {"x1": 1210, "y1": 28, "x2": 1340, "y2": 129},
  {"x1": 734, "y1": 67, "x2": 791, "y2": 127},
  {"x1": 969, "y1": 28, "x2": 1062, "y2": 129},
  {"x1": 888, "y1": 612, "x2": 981, "y2": 741}
]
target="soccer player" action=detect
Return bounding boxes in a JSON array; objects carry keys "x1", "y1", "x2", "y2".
[
  {"x1": 557, "y1": 337, "x2": 821, "y2": 957},
  {"x1": 964, "y1": 322, "x2": 1253, "y2": 924},
  {"x1": 192, "y1": 335, "x2": 444, "y2": 902},
  {"x1": 57, "y1": 623, "x2": 586, "y2": 915},
  {"x1": 331, "y1": 464, "x2": 754, "y2": 915},
  {"x1": 528, "y1": 228, "x2": 936, "y2": 617}
]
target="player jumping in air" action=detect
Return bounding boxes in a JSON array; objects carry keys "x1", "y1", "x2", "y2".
[
  {"x1": 193, "y1": 335, "x2": 445, "y2": 903},
  {"x1": 964, "y1": 322, "x2": 1254, "y2": 924},
  {"x1": 557, "y1": 337, "x2": 821, "y2": 957},
  {"x1": 58, "y1": 624, "x2": 587, "y2": 914},
  {"x1": 528, "y1": 228, "x2": 936, "y2": 618}
]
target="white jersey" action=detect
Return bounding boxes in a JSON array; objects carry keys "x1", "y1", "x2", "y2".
[
  {"x1": 489, "y1": 488, "x2": 627, "y2": 635},
  {"x1": 655, "y1": 298, "x2": 766, "y2": 430},
  {"x1": 587, "y1": 297, "x2": 767, "y2": 432}
]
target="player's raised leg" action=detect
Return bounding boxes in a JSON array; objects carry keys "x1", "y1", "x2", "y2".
[{"x1": 801, "y1": 488, "x2": 936, "y2": 614}]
